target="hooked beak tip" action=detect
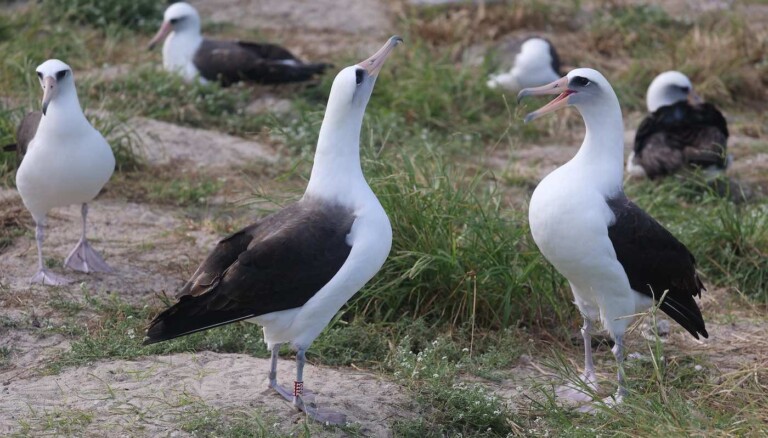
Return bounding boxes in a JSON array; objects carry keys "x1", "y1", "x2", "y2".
[
  {"x1": 516, "y1": 90, "x2": 529, "y2": 104},
  {"x1": 523, "y1": 113, "x2": 534, "y2": 124}
]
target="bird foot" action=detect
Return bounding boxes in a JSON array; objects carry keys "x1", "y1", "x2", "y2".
[
  {"x1": 30, "y1": 268, "x2": 72, "y2": 286},
  {"x1": 64, "y1": 238, "x2": 112, "y2": 273},
  {"x1": 269, "y1": 382, "x2": 343, "y2": 425},
  {"x1": 555, "y1": 373, "x2": 600, "y2": 405},
  {"x1": 576, "y1": 391, "x2": 625, "y2": 414}
]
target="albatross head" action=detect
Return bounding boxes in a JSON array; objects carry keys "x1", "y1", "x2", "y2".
[
  {"x1": 517, "y1": 68, "x2": 618, "y2": 123},
  {"x1": 36, "y1": 59, "x2": 76, "y2": 116},
  {"x1": 646, "y1": 70, "x2": 701, "y2": 113},
  {"x1": 148, "y1": 2, "x2": 201, "y2": 50},
  {"x1": 320, "y1": 36, "x2": 402, "y2": 135}
]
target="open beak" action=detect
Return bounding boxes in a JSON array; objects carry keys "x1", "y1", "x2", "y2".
[
  {"x1": 688, "y1": 89, "x2": 703, "y2": 105},
  {"x1": 517, "y1": 76, "x2": 574, "y2": 123},
  {"x1": 41, "y1": 76, "x2": 57, "y2": 116},
  {"x1": 358, "y1": 35, "x2": 403, "y2": 77},
  {"x1": 148, "y1": 20, "x2": 173, "y2": 50}
]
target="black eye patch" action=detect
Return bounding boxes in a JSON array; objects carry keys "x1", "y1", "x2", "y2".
[
  {"x1": 355, "y1": 69, "x2": 364, "y2": 85},
  {"x1": 570, "y1": 76, "x2": 591, "y2": 87},
  {"x1": 56, "y1": 70, "x2": 67, "y2": 80},
  {"x1": 679, "y1": 86, "x2": 690, "y2": 93},
  {"x1": 169, "y1": 18, "x2": 180, "y2": 25},
  {"x1": 36, "y1": 72, "x2": 43, "y2": 80}
]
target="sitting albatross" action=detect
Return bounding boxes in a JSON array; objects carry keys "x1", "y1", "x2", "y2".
[
  {"x1": 15, "y1": 59, "x2": 115, "y2": 285},
  {"x1": 487, "y1": 37, "x2": 561, "y2": 92},
  {"x1": 148, "y1": 2, "x2": 331, "y2": 86},
  {"x1": 143, "y1": 36, "x2": 402, "y2": 424},
  {"x1": 519, "y1": 68, "x2": 708, "y2": 407},
  {"x1": 627, "y1": 71, "x2": 729, "y2": 179}
]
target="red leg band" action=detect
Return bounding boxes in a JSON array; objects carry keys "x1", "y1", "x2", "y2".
[{"x1": 294, "y1": 381, "x2": 303, "y2": 397}]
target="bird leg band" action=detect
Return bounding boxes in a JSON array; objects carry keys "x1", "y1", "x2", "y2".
[{"x1": 294, "y1": 381, "x2": 304, "y2": 397}]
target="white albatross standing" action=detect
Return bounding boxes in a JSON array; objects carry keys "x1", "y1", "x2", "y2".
[
  {"x1": 518, "y1": 68, "x2": 708, "y2": 407},
  {"x1": 487, "y1": 37, "x2": 561, "y2": 92},
  {"x1": 15, "y1": 59, "x2": 115, "y2": 285},
  {"x1": 143, "y1": 36, "x2": 402, "y2": 424}
]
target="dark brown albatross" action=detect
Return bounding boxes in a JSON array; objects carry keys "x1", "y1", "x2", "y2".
[{"x1": 148, "y1": 2, "x2": 331, "y2": 86}]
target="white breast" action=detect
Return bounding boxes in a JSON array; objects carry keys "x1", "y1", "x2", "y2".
[
  {"x1": 16, "y1": 126, "x2": 115, "y2": 222},
  {"x1": 162, "y1": 32, "x2": 204, "y2": 82}
]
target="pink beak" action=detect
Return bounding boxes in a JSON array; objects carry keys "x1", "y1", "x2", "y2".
[{"x1": 148, "y1": 21, "x2": 173, "y2": 50}]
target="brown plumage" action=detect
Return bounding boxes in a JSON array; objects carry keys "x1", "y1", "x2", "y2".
[
  {"x1": 631, "y1": 102, "x2": 728, "y2": 179},
  {"x1": 144, "y1": 197, "x2": 355, "y2": 345},
  {"x1": 3, "y1": 111, "x2": 42, "y2": 161},
  {"x1": 193, "y1": 39, "x2": 331, "y2": 87}
]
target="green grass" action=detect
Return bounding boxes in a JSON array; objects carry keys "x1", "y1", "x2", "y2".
[{"x1": 42, "y1": 0, "x2": 162, "y2": 32}]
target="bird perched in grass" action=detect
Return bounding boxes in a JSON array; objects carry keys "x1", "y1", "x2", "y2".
[
  {"x1": 519, "y1": 68, "x2": 708, "y2": 409},
  {"x1": 143, "y1": 36, "x2": 402, "y2": 425},
  {"x1": 627, "y1": 71, "x2": 729, "y2": 179},
  {"x1": 15, "y1": 59, "x2": 115, "y2": 285},
  {"x1": 148, "y1": 2, "x2": 331, "y2": 86},
  {"x1": 487, "y1": 37, "x2": 561, "y2": 92}
]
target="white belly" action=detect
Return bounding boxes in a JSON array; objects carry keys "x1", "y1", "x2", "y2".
[
  {"x1": 16, "y1": 130, "x2": 115, "y2": 221},
  {"x1": 529, "y1": 171, "x2": 644, "y2": 336}
]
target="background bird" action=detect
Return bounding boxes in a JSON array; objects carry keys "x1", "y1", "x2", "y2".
[
  {"x1": 627, "y1": 71, "x2": 729, "y2": 179},
  {"x1": 15, "y1": 59, "x2": 115, "y2": 285},
  {"x1": 143, "y1": 36, "x2": 402, "y2": 425},
  {"x1": 487, "y1": 37, "x2": 561, "y2": 92},
  {"x1": 520, "y1": 68, "x2": 708, "y2": 409},
  {"x1": 148, "y1": 2, "x2": 331, "y2": 86}
]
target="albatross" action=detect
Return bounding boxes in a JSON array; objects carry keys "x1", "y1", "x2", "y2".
[
  {"x1": 15, "y1": 59, "x2": 115, "y2": 285},
  {"x1": 627, "y1": 71, "x2": 729, "y2": 179},
  {"x1": 519, "y1": 68, "x2": 708, "y2": 407},
  {"x1": 487, "y1": 37, "x2": 561, "y2": 92},
  {"x1": 143, "y1": 36, "x2": 402, "y2": 424},
  {"x1": 148, "y1": 2, "x2": 331, "y2": 86}
]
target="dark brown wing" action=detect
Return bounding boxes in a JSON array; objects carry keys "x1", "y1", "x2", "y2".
[
  {"x1": 144, "y1": 199, "x2": 355, "y2": 344},
  {"x1": 606, "y1": 194, "x2": 707, "y2": 339},
  {"x1": 3, "y1": 111, "x2": 42, "y2": 160},
  {"x1": 193, "y1": 39, "x2": 330, "y2": 86},
  {"x1": 633, "y1": 102, "x2": 728, "y2": 179}
]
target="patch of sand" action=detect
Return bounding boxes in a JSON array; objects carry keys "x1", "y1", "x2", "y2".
[{"x1": 0, "y1": 352, "x2": 415, "y2": 437}]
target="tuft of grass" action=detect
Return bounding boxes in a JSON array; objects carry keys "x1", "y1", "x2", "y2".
[
  {"x1": 16, "y1": 408, "x2": 94, "y2": 437},
  {"x1": 626, "y1": 177, "x2": 768, "y2": 301},
  {"x1": 43, "y1": 0, "x2": 162, "y2": 31},
  {"x1": 349, "y1": 149, "x2": 570, "y2": 330}
]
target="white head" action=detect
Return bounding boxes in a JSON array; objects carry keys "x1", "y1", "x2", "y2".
[
  {"x1": 35, "y1": 59, "x2": 77, "y2": 116},
  {"x1": 318, "y1": 36, "x2": 402, "y2": 150},
  {"x1": 511, "y1": 38, "x2": 560, "y2": 88},
  {"x1": 147, "y1": 2, "x2": 201, "y2": 50},
  {"x1": 517, "y1": 68, "x2": 620, "y2": 124},
  {"x1": 646, "y1": 71, "x2": 700, "y2": 113}
]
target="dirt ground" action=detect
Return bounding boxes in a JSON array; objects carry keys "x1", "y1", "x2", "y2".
[{"x1": 1, "y1": 0, "x2": 767, "y2": 436}]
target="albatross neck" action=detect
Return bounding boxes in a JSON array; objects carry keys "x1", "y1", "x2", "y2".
[
  {"x1": 38, "y1": 85, "x2": 88, "y2": 134},
  {"x1": 304, "y1": 107, "x2": 367, "y2": 202},
  {"x1": 570, "y1": 96, "x2": 625, "y2": 192}
]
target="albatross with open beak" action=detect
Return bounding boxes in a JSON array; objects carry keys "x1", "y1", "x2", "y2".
[
  {"x1": 143, "y1": 36, "x2": 402, "y2": 424},
  {"x1": 148, "y1": 2, "x2": 330, "y2": 86},
  {"x1": 15, "y1": 59, "x2": 115, "y2": 285},
  {"x1": 519, "y1": 68, "x2": 708, "y2": 408}
]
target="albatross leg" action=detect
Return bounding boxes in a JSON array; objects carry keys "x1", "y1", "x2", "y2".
[
  {"x1": 64, "y1": 203, "x2": 113, "y2": 273},
  {"x1": 606, "y1": 334, "x2": 627, "y2": 404},
  {"x1": 557, "y1": 317, "x2": 600, "y2": 404},
  {"x1": 268, "y1": 343, "x2": 294, "y2": 401},
  {"x1": 292, "y1": 348, "x2": 347, "y2": 425},
  {"x1": 30, "y1": 219, "x2": 71, "y2": 286}
]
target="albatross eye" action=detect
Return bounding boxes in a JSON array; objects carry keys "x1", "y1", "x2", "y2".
[
  {"x1": 169, "y1": 18, "x2": 180, "y2": 25},
  {"x1": 679, "y1": 86, "x2": 690, "y2": 93},
  {"x1": 570, "y1": 76, "x2": 591, "y2": 87},
  {"x1": 55, "y1": 70, "x2": 67, "y2": 80},
  {"x1": 355, "y1": 69, "x2": 364, "y2": 85},
  {"x1": 36, "y1": 72, "x2": 43, "y2": 80}
]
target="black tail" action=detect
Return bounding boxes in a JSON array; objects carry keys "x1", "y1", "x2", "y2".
[
  {"x1": 143, "y1": 296, "x2": 255, "y2": 345},
  {"x1": 2, "y1": 143, "x2": 16, "y2": 152},
  {"x1": 658, "y1": 291, "x2": 708, "y2": 340}
]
